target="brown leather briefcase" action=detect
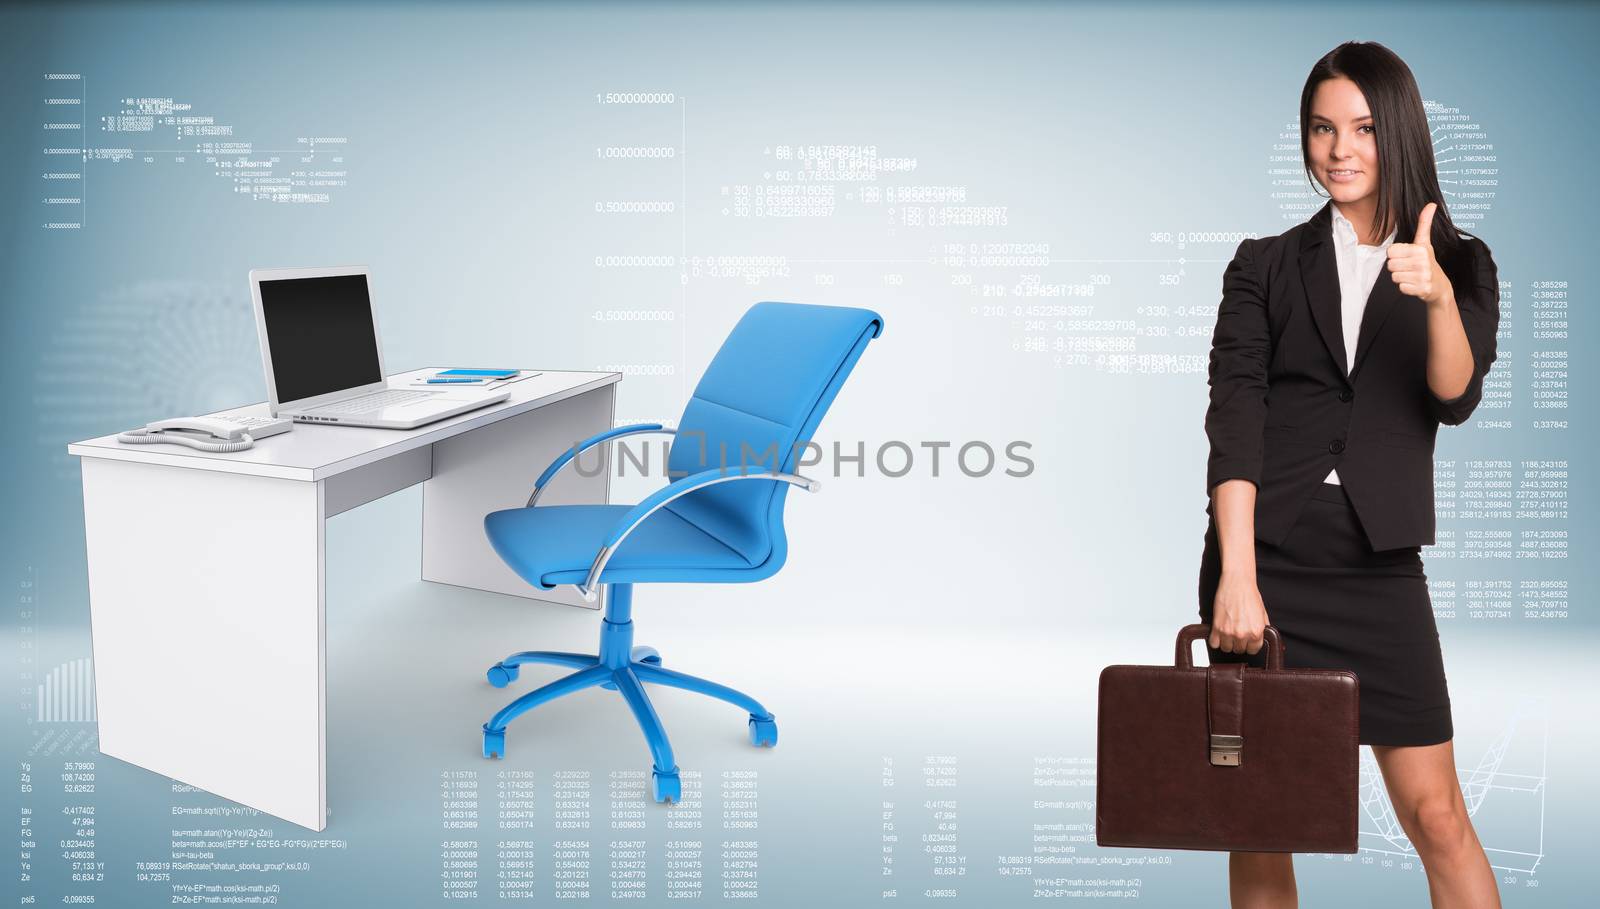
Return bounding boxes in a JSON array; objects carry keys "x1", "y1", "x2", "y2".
[{"x1": 1095, "y1": 624, "x2": 1359, "y2": 853}]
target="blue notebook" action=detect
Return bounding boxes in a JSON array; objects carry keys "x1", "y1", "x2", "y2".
[{"x1": 436, "y1": 368, "x2": 520, "y2": 380}]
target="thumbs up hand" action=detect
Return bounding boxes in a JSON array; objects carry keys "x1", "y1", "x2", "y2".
[{"x1": 1386, "y1": 202, "x2": 1453, "y2": 307}]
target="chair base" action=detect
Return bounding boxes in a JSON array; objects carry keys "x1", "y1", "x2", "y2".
[{"x1": 479, "y1": 584, "x2": 775, "y2": 804}]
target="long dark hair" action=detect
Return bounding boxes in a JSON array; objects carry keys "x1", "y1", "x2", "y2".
[{"x1": 1299, "y1": 41, "x2": 1473, "y2": 268}]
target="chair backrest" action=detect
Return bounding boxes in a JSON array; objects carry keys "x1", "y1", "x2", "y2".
[{"x1": 663, "y1": 301, "x2": 883, "y2": 568}]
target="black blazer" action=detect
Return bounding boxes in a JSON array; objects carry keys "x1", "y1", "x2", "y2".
[{"x1": 1204, "y1": 202, "x2": 1500, "y2": 552}]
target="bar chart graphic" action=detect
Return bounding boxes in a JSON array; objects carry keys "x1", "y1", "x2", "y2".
[{"x1": 35, "y1": 656, "x2": 96, "y2": 723}]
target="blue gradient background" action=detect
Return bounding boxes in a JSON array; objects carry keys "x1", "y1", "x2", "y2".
[{"x1": 2, "y1": 1, "x2": 1594, "y2": 906}]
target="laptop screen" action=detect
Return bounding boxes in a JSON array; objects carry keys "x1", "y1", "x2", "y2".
[{"x1": 258, "y1": 273, "x2": 384, "y2": 403}]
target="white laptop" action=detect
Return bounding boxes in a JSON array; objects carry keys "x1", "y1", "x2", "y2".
[{"x1": 249, "y1": 265, "x2": 510, "y2": 430}]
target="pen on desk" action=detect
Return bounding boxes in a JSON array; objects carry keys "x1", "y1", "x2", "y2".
[{"x1": 427, "y1": 377, "x2": 489, "y2": 384}]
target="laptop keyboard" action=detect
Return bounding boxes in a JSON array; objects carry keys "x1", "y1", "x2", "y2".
[{"x1": 307, "y1": 389, "x2": 433, "y2": 416}]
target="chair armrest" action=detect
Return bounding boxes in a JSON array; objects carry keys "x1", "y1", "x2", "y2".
[
  {"x1": 528, "y1": 423, "x2": 676, "y2": 507},
  {"x1": 574, "y1": 466, "x2": 820, "y2": 601}
]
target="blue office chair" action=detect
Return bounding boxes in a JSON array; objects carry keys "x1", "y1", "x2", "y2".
[{"x1": 480, "y1": 301, "x2": 883, "y2": 802}]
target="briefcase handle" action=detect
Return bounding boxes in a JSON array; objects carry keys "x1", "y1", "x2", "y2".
[{"x1": 1176, "y1": 624, "x2": 1284, "y2": 670}]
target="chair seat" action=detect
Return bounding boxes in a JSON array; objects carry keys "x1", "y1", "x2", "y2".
[{"x1": 484, "y1": 504, "x2": 756, "y2": 589}]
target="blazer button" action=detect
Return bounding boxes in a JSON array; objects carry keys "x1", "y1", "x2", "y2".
[
  {"x1": 1339, "y1": 389, "x2": 1354, "y2": 403},
  {"x1": 1329, "y1": 439, "x2": 1346, "y2": 455}
]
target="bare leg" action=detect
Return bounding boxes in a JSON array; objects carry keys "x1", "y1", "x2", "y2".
[
  {"x1": 1229, "y1": 852, "x2": 1296, "y2": 908},
  {"x1": 1371, "y1": 741, "x2": 1501, "y2": 908}
]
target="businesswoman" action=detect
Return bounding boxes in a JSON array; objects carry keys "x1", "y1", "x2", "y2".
[{"x1": 1199, "y1": 42, "x2": 1501, "y2": 909}]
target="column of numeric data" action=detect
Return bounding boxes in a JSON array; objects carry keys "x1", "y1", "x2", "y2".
[
  {"x1": 495, "y1": 768, "x2": 538, "y2": 900},
  {"x1": 1529, "y1": 280, "x2": 1569, "y2": 427},
  {"x1": 664, "y1": 771, "x2": 705, "y2": 899},
  {"x1": 1429, "y1": 449, "x2": 1569, "y2": 620},
  {"x1": 719, "y1": 770, "x2": 759, "y2": 899},
  {"x1": 881, "y1": 757, "x2": 899, "y2": 898},
  {"x1": 551, "y1": 770, "x2": 592, "y2": 899},
  {"x1": 13, "y1": 761, "x2": 96, "y2": 905},
  {"x1": 608, "y1": 769, "x2": 649, "y2": 900},
  {"x1": 1520, "y1": 280, "x2": 1571, "y2": 621},
  {"x1": 438, "y1": 769, "x2": 480, "y2": 900},
  {"x1": 59, "y1": 762, "x2": 98, "y2": 897},
  {"x1": 921, "y1": 755, "x2": 964, "y2": 899}
]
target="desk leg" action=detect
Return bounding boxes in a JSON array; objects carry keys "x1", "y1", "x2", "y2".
[
  {"x1": 81, "y1": 458, "x2": 326, "y2": 831},
  {"x1": 422, "y1": 384, "x2": 614, "y2": 610}
]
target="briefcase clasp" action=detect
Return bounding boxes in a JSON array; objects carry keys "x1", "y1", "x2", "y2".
[{"x1": 1210, "y1": 734, "x2": 1243, "y2": 766}]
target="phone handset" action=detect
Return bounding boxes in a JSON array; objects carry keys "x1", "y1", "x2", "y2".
[{"x1": 116, "y1": 415, "x2": 291, "y2": 452}]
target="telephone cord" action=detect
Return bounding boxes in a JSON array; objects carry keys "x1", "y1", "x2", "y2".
[{"x1": 115, "y1": 428, "x2": 255, "y2": 452}]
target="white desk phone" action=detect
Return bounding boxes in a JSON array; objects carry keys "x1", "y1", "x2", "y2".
[{"x1": 117, "y1": 415, "x2": 293, "y2": 452}]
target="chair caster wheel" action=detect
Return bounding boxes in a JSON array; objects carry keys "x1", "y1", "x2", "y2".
[
  {"x1": 486, "y1": 663, "x2": 519, "y2": 688},
  {"x1": 652, "y1": 767, "x2": 682, "y2": 803},
  {"x1": 483, "y1": 725, "x2": 506, "y2": 759},
  {"x1": 748, "y1": 714, "x2": 778, "y2": 748}
]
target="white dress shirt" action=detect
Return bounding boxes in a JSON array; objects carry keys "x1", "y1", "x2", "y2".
[{"x1": 1325, "y1": 205, "x2": 1396, "y2": 485}]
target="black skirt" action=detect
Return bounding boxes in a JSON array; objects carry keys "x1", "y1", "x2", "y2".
[{"x1": 1198, "y1": 482, "x2": 1453, "y2": 746}]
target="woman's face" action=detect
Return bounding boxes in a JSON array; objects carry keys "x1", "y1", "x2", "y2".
[{"x1": 1307, "y1": 76, "x2": 1379, "y2": 208}]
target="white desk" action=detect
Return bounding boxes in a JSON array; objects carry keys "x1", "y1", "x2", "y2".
[{"x1": 68, "y1": 368, "x2": 619, "y2": 831}]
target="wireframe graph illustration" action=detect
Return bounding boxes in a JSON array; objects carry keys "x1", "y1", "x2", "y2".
[{"x1": 1358, "y1": 719, "x2": 1546, "y2": 875}]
